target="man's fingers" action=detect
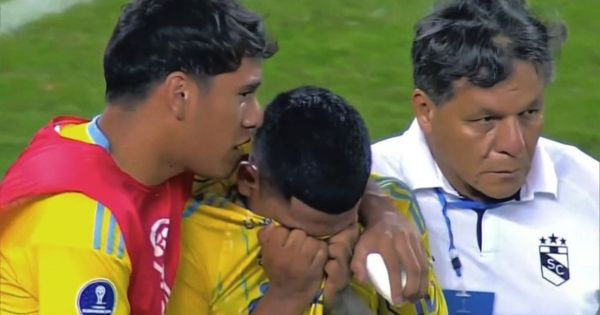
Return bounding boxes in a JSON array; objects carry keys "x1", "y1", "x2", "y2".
[
  {"x1": 393, "y1": 231, "x2": 423, "y2": 302},
  {"x1": 379, "y1": 236, "x2": 405, "y2": 305},
  {"x1": 350, "y1": 243, "x2": 368, "y2": 283},
  {"x1": 271, "y1": 226, "x2": 292, "y2": 248},
  {"x1": 329, "y1": 223, "x2": 359, "y2": 245},
  {"x1": 324, "y1": 258, "x2": 350, "y2": 292},
  {"x1": 310, "y1": 240, "x2": 328, "y2": 269},
  {"x1": 410, "y1": 234, "x2": 429, "y2": 298},
  {"x1": 300, "y1": 234, "x2": 320, "y2": 256},
  {"x1": 324, "y1": 259, "x2": 342, "y2": 279},
  {"x1": 328, "y1": 242, "x2": 352, "y2": 265},
  {"x1": 285, "y1": 229, "x2": 307, "y2": 249},
  {"x1": 258, "y1": 223, "x2": 275, "y2": 244},
  {"x1": 300, "y1": 236, "x2": 328, "y2": 269},
  {"x1": 323, "y1": 259, "x2": 344, "y2": 307},
  {"x1": 326, "y1": 244, "x2": 351, "y2": 287}
]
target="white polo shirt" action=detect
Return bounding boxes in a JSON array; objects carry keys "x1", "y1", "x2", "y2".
[{"x1": 372, "y1": 120, "x2": 599, "y2": 315}]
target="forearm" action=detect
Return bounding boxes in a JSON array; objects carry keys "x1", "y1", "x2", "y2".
[
  {"x1": 352, "y1": 176, "x2": 428, "y2": 303},
  {"x1": 358, "y1": 179, "x2": 395, "y2": 227}
]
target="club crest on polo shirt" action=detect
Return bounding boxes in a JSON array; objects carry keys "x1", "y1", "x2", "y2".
[
  {"x1": 77, "y1": 279, "x2": 117, "y2": 314},
  {"x1": 539, "y1": 233, "x2": 570, "y2": 286}
]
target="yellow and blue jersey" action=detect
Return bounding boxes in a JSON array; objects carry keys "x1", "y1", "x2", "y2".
[
  {"x1": 167, "y1": 192, "x2": 326, "y2": 315},
  {"x1": 369, "y1": 174, "x2": 447, "y2": 315},
  {"x1": 167, "y1": 176, "x2": 447, "y2": 315},
  {"x1": 0, "y1": 120, "x2": 132, "y2": 315}
]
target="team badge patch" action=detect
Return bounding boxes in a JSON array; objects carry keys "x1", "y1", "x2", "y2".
[
  {"x1": 539, "y1": 233, "x2": 570, "y2": 286},
  {"x1": 77, "y1": 279, "x2": 117, "y2": 314}
]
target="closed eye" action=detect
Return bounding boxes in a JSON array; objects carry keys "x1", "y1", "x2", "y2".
[
  {"x1": 472, "y1": 116, "x2": 499, "y2": 123},
  {"x1": 238, "y1": 81, "x2": 261, "y2": 98},
  {"x1": 239, "y1": 91, "x2": 253, "y2": 97}
]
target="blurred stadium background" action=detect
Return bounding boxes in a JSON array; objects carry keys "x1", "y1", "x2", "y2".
[{"x1": 0, "y1": 0, "x2": 598, "y2": 175}]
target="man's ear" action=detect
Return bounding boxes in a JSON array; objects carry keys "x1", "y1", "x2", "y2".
[
  {"x1": 412, "y1": 88, "x2": 437, "y2": 134},
  {"x1": 164, "y1": 71, "x2": 189, "y2": 121},
  {"x1": 237, "y1": 162, "x2": 259, "y2": 197}
]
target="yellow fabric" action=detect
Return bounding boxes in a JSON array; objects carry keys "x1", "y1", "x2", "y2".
[
  {"x1": 168, "y1": 176, "x2": 447, "y2": 314},
  {"x1": 167, "y1": 194, "x2": 324, "y2": 315},
  {"x1": 369, "y1": 174, "x2": 447, "y2": 315},
  {"x1": 0, "y1": 122, "x2": 132, "y2": 314}
]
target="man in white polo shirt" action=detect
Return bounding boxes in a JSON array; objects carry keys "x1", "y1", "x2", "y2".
[{"x1": 371, "y1": 0, "x2": 599, "y2": 314}]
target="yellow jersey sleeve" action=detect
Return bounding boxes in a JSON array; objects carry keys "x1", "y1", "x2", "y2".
[
  {"x1": 370, "y1": 174, "x2": 448, "y2": 315},
  {"x1": 0, "y1": 192, "x2": 132, "y2": 315}
]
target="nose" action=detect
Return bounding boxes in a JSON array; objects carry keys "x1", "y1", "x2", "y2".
[
  {"x1": 494, "y1": 117, "x2": 525, "y2": 157},
  {"x1": 242, "y1": 97, "x2": 263, "y2": 129}
]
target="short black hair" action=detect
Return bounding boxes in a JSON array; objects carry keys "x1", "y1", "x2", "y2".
[
  {"x1": 412, "y1": 0, "x2": 567, "y2": 105},
  {"x1": 103, "y1": 0, "x2": 277, "y2": 105},
  {"x1": 253, "y1": 86, "x2": 372, "y2": 215}
]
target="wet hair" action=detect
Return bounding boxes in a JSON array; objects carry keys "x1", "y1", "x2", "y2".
[
  {"x1": 103, "y1": 0, "x2": 277, "y2": 105},
  {"x1": 253, "y1": 86, "x2": 372, "y2": 214},
  {"x1": 412, "y1": 0, "x2": 567, "y2": 105}
]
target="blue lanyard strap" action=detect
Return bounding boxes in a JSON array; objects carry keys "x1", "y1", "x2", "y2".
[
  {"x1": 434, "y1": 188, "x2": 504, "y2": 278},
  {"x1": 87, "y1": 115, "x2": 111, "y2": 151}
]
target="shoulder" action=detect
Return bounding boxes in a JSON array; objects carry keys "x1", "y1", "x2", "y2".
[
  {"x1": 539, "y1": 138, "x2": 599, "y2": 188},
  {"x1": 0, "y1": 192, "x2": 129, "y2": 261},
  {"x1": 175, "y1": 195, "x2": 252, "y2": 309},
  {"x1": 180, "y1": 194, "x2": 233, "y2": 257},
  {"x1": 538, "y1": 137, "x2": 599, "y2": 207},
  {"x1": 372, "y1": 133, "x2": 410, "y2": 158},
  {"x1": 539, "y1": 137, "x2": 598, "y2": 173},
  {"x1": 371, "y1": 134, "x2": 411, "y2": 177},
  {"x1": 181, "y1": 194, "x2": 258, "y2": 256},
  {"x1": 0, "y1": 193, "x2": 132, "y2": 311}
]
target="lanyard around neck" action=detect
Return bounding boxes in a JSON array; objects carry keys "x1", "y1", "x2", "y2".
[{"x1": 434, "y1": 188, "x2": 505, "y2": 279}]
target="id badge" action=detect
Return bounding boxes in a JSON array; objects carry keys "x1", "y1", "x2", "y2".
[{"x1": 443, "y1": 289, "x2": 495, "y2": 315}]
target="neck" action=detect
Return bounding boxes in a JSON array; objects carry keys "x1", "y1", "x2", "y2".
[{"x1": 99, "y1": 105, "x2": 184, "y2": 186}]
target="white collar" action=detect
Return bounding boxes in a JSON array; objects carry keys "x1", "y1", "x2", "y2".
[{"x1": 401, "y1": 119, "x2": 558, "y2": 201}]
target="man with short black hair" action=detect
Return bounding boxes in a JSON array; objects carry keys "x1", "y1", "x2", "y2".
[
  {"x1": 0, "y1": 0, "x2": 275, "y2": 313},
  {"x1": 168, "y1": 86, "x2": 446, "y2": 315}
]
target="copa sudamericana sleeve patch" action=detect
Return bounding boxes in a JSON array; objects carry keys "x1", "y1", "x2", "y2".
[{"x1": 77, "y1": 279, "x2": 117, "y2": 315}]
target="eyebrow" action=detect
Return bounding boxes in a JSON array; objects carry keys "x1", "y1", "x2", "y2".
[
  {"x1": 476, "y1": 98, "x2": 542, "y2": 116},
  {"x1": 239, "y1": 81, "x2": 261, "y2": 93}
]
